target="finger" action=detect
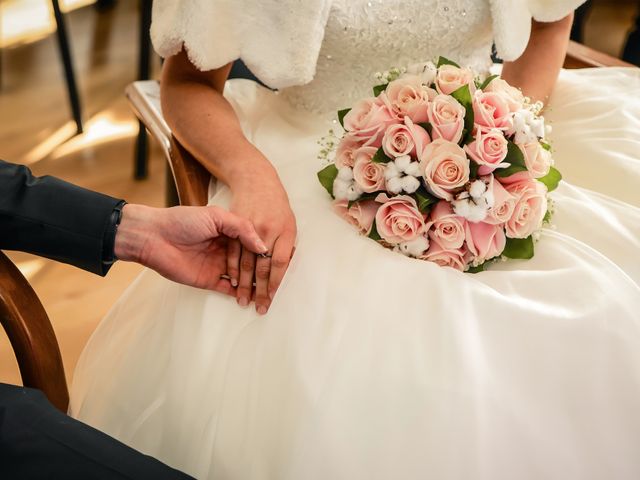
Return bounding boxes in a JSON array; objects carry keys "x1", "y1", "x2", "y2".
[
  {"x1": 211, "y1": 277, "x2": 235, "y2": 296},
  {"x1": 254, "y1": 255, "x2": 272, "y2": 316},
  {"x1": 209, "y1": 207, "x2": 267, "y2": 254},
  {"x1": 237, "y1": 246, "x2": 256, "y2": 307},
  {"x1": 226, "y1": 239, "x2": 241, "y2": 288},
  {"x1": 268, "y1": 232, "x2": 296, "y2": 302}
]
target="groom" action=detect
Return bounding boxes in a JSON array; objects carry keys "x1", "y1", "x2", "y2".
[{"x1": 0, "y1": 159, "x2": 266, "y2": 479}]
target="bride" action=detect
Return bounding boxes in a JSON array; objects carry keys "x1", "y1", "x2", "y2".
[{"x1": 70, "y1": 0, "x2": 640, "y2": 478}]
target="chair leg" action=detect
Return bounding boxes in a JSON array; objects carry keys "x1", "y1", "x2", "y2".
[
  {"x1": 51, "y1": 0, "x2": 83, "y2": 135},
  {"x1": 134, "y1": 0, "x2": 153, "y2": 180}
]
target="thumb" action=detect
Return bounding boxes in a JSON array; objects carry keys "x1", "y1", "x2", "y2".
[{"x1": 208, "y1": 207, "x2": 268, "y2": 254}]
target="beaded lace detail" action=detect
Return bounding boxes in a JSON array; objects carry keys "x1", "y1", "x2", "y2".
[{"x1": 280, "y1": 0, "x2": 494, "y2": 115}]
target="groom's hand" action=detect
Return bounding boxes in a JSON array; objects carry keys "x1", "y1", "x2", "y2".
[{"x1": 114, "y1": 204, "x2": 267, "y2": 294}]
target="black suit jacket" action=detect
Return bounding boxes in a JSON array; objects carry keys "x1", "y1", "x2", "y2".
[{"x1": 0, "y1": 160, "x2": 124, "y2": 275}]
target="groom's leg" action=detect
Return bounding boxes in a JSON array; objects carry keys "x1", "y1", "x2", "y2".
[{"x1": 0, "y1": 383, "x2": 193, "y2": 479}]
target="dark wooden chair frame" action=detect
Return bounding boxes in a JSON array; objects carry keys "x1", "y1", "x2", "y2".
[{"x1": 0, "y1": 41, "x2": 636, "y2": 414}]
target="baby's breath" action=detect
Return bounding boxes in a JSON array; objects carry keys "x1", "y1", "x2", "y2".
[{"x1": 317, "y1": 128, "x2": 340, "y2": 163}]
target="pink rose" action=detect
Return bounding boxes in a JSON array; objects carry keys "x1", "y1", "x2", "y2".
[
  {"x1": 427, "y1": 94, "x2": 466, "y2": 144},
  {"x1": 343, "y1": 94, "x2": 396, "y2": 147},
  {"x1": 335, "y1": 134, "x2": 365, "y2": 169},
  {"x1": 334, "y1": 199, "x2": 378, "y2": 234},
  {"x1": 425, "y1": 201, "x2": 466, "y2": 249},
  {"x1": 385, "y1": 75, "x2": 437, "y2": 123},
  {"x1": 421, "y1": 238, "x2": 469, "y2": 272},
  {"x1": 435, "y1": 65, "x2": 475, "y2": 96},
  {"x1": 519, "y1": 141, "x2": 552, "y2": 179},
  {"x1": 382, "y1": 118, "x2": 431, "y2": 159},
  {"x1": 465, "y1": 221, "x2": 506, "y2": 262},
  {"x1": 504, "y1": 178, "x2": 548, "y2": 239},
  {"x1": 353, "y1": 146, "x2": 386, "y2": 193},
  {"x1": 485, "y1": 176, "x2": 517, "y2": 225},
  {"x1": 464, "y1": 128, "x2": 509, "y2": 175},
  {"x1": 374, "y1": 193, "x2": 425, "y2": 244},
  {"x1": 483, "y1": 77, "x2": 525, "y2": 113},
  {"x1": 473, "y1": 90, "x2": 512, "y2": 131},
  {"x1": 420, "y1": 138, "x2": 470, "y2": 201}
]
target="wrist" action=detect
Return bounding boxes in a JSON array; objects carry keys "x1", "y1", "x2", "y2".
[{"x1": 114, "y1": 204, "x2": 156, "y2": 263}]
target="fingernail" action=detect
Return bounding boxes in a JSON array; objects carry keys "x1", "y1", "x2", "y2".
[
  {"x1": 257, "y1": 241, "x2": 268, "y2": 253},
  {"x1": 268, "y1": 290, "x2": 274, "y2": 300},
  {"x1": 238, "y1": 297, "x2": 249, "y2": 307},
  {"x1": 231, "y1": 278, "x2": 238, "y2": 287},
  {"x1": 257, "y1": 305, "x2": 267, "y2": 315}
]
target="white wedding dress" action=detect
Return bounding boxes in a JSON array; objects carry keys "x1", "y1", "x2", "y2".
[{"x1": 70, "y1": 1, "x2": 640, "y2": 479}]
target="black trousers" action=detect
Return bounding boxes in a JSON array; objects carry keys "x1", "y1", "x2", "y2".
[{"x1": 0, "y1": 383, "x2": 194, "y2": 479}]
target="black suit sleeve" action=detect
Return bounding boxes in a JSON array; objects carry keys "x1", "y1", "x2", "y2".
[{"x1": 0, "y1": 160, "x2": 124, "y2": 276}]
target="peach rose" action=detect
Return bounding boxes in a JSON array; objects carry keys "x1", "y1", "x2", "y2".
[
  {"x1": 473, "y1": 90, "x2": 512, "y2": 131},
  {"x1": 353, "y1": 146, "x2": 386, "y2": 193},
  {"x1": 382, "y1": 119, "x2": 431, "y2": 159},
  {"x1": 464, "y1": 128, "x2": 509, "y2": 175},
  {"x1": 425, "y1": 201, "x2": 466, "y2": 250},
  {"x1": 374, "y1": 193, "x2": 425, "y2": 244},
  {"x1": 428, "y1": 94, "x2": 466, "y2": 144},
  {"x1": 334, "y1": 199, "x2": 378, "y2": 234},
  {"x1": 420, "y1": 139, "x2": 470, "y2": 201},
  {"x1": 385, "y1": 75, "x2": 437, "y2": 123},
  {"x1": 335, "y1": 134, "x2": 365, "y2": 169},
  {"x1": 343, "y1": 94, "x2": 396, "y2": 147},
  {"x1": 435, "y1": 64, "x2": 475, "y2": 95},
  {"x1": 519, "y1": 141, "x2": 552, "y2": 179},
  {"x1": 504, "y1": 178, "x2": 548, "y2": 239},
  {"x1": 485, "y1": 176, "x2": 517, "y2": 225},
  {"x1": 484, "y1": 77, "x2": 525, "y2": 113},
  {"x1": 465, "y1": 221, "x2": 506, "y2": 262},
  {"x1": 421, "y1": 238, "x2": 469, "y2": 272}
]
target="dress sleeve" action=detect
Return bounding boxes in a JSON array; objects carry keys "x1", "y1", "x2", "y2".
[
  {"x1": 150, "y1": 0, "x2": 333, "y2": 89},
  {"x1": 490, "y1": 0, "x2": 586, "y2": 61}
]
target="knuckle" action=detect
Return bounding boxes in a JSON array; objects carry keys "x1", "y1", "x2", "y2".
[
  {"x1": 240, "y1": 258, "x2": 254, "y2": 272},
  {"x1": 237, "y1": 287, "x2": 252, "y2": 298},
  {"x1": 272, "y1": 257, "x2": 289, "y2": 269},
  {"x1": 255, "y1": 264, "x2": 270, "y2": 280}
]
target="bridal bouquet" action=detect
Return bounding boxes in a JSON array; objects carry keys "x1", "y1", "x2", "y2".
[{"x1": 317, "y1": 57, "x2": 561, "y2": 272}]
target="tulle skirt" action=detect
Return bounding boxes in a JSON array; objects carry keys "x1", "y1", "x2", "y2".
[{"x1": 71, "y1": 67, "x2": 640, "y2": 480}]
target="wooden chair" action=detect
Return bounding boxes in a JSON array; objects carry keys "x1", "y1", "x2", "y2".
[{"x1": 0, "y1": 252, "x2": 69, "y2": 412}]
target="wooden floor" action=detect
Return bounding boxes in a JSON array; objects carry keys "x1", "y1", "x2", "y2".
[{"x1": 0, "y1": 1, "x2": 637, "y2": 387}]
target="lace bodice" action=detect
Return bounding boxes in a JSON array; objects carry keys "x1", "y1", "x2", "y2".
[{"x1": 279, "y1": 0, "x2": 494, "y2": 114}]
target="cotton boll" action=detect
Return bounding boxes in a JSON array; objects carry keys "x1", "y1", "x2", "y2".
[
  {"x1": 333, "y1": 178, "x2": 350, "y2": 200},
  {"x1": 386, "y1": 176, "x2": 403, "y2": 194},
  {"x1": 338, "y1": 166, "x2": 354, "y2": 181},
  {"x1": 404, "y1": 161, "x2": 422, "y2": 177},
  {"x1": 453, "y1": 197, "x2": 488, "y2": 222},
  {"x1": 385, "y1": 162, "x2": 401, "y2": 180},
  {"x1": 469, "y1": 180, "x2": 487, "y2": 199},
  {"x1": 395, "y1": 155, "x2": 412, "y2": 172},
  {"x1": 346, "y1": 184, "x2": 362, "y2": 201},
  {"x1": 401, "y1": 175, "x2": 420, "y2": 193},
  {"x1": 399, "y1": 235, "x2": 430, "y2": 257}
]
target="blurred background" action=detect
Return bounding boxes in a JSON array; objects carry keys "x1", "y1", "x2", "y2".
[{"x1": 1, "y1": 0, "x2": 639, "y2": 386}]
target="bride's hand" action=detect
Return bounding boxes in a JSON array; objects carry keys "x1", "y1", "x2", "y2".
[{"x1": 227, "y1": 165, "x2": 297, "y2": 315}]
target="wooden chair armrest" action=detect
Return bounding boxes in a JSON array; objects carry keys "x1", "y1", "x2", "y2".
[
  {"x1": 564, "y1": 40, "x2": 636, "y2": 69},
  {"x1": 0, "y1": 252, "x2": 69, "y2": 412},
  {"x1": 126, "y1": 81, "x2": 211, "y2": 207}
]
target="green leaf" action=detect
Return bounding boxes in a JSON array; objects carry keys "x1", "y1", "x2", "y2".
[
  {"x1": 414, "y1": 187, "x2": 438, "y2": 214},
  {"x1": 372, "y1": 147, "x2": 393, "y2": 164},
  {"x1": 541, "y1": 141, "x2": 552, "y2": 152},
  {"x1": 467, "y1": 263, "x2": 486, "y2": 274},
  {"x1": 495, "y1": 141, "x2": 528, "y2": 178},
  {"x1": 478, "y1": 74, "x2": 499, "y2": 91},
  {"x1": 502, "y1": 236, "x2": 535, "y2": 260},
  {"x1": 450, "y1": 84, "x2": 474, "y2": 144},
  {"x1": 418, "y1": 122, "x2": 433, "y2": 137},
  {"x1": 317, "y1": 163, "x2": 339, "y2": 198},
  {"x1": 437, "y1": 56, "x2": 461, "y2": 68},
  {"x1": 537, "y1": 166, "x2": 562, "y2": 192},
  {"x1": 368, "y1": 218, "x2": 382, "y2": 241},
  {"x1": 337, "y1": 108, "x2": 351, "y2": 129},
  {"x1": 469, "y1": 160, "x2": 479, "y2": 180},
  {"x1": 373, "y1": 84, "x2": 388, "y2": 96}
]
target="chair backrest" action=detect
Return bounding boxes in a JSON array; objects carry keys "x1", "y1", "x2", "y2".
[
  {"x1": 0, "y1": 252, "x2": 69, "y2": 412},
  {"x1": 564, "y1": 40, "x2": 635, "y2": 68}
]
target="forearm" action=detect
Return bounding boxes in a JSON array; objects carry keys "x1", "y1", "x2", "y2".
[
  {"x1": 160, "y1": 54, "x2": 278, "y2": 189},
  {"x1": 501, "y1": 14, "x2": 574, "y2": 104}
]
